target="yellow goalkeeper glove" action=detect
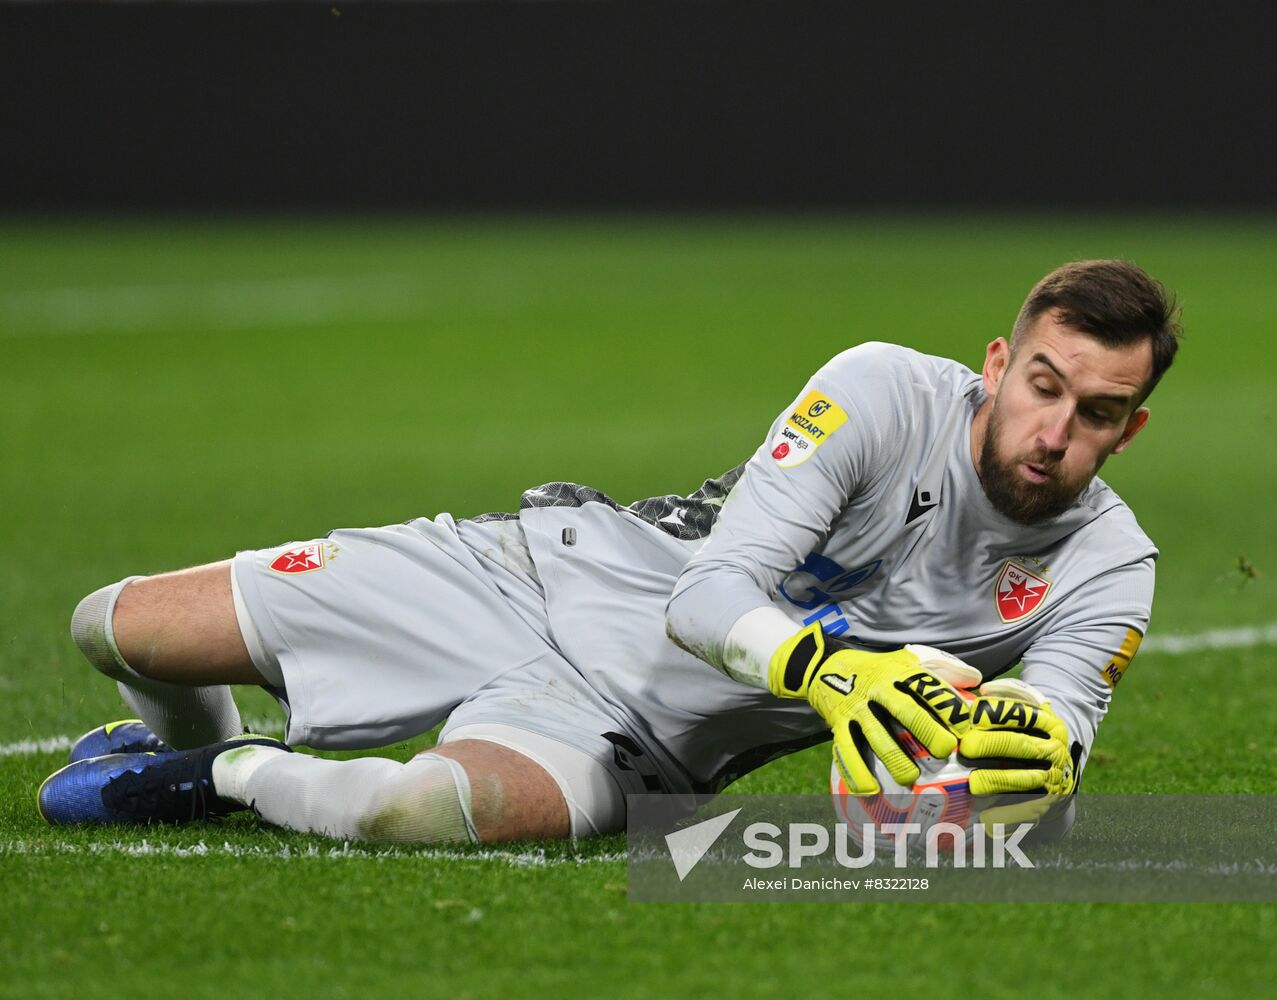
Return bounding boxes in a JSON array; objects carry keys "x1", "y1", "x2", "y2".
[
  {"x1": 767, "y1": 623, "x2": 980, "y2": 795},
  {"x1": 960, "y1": 678, "x2": 1076, "y2": 798}
]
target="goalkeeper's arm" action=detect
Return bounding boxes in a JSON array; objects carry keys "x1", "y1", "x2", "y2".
[{"x1": 720, "y1": 607, "x2": 980, "y2": 794}]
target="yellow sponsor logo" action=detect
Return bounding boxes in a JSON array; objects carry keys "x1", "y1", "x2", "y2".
[
  {"x1": 786, "y1": 391, "x2": 848, "y2": 444},
  {"x1": 1101, "y1": 628, "x2": 1142, "y2": 689}
]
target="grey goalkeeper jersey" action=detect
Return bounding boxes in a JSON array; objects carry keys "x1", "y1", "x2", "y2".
[{"x1": 510, "y1": 342, "x2": 1154, "y2": 793}]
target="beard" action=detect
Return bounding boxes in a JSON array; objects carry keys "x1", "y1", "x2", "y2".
[{"x1": 977, "y1": 402, "x2": 1088, "y2": 525}]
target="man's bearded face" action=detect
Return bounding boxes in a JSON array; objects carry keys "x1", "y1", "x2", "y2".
[
  {"x1": 975, "y1": 313, "x2": 1154, "y2": 526},
  {"x1": 978, "y1": 392, "x2": 1090, "y2": 524}
]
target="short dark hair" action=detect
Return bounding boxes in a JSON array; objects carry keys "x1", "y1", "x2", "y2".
[{"x1": 1011, "y1": 259, "x2": 1182, "y2": 402}]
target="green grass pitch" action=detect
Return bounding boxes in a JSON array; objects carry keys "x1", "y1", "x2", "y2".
[{"x1": 2, "y1": 216, "x2": 1275, "y2": 998}]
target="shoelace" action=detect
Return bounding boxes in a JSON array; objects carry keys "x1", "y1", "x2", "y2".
[{"x1": 102, "y1": 756, "x2": 216, "y2": 823}]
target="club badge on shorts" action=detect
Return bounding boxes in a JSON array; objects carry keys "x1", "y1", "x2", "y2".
[
  {"x1": 771, "y1": 390, "x2": 849, "y2": 468},
  {"x1": 269, "y1": 542, "x2": 339, "y2": 575},
  {"x1": 994, "y1": 560, "x2": 1051, "y2": 623}
]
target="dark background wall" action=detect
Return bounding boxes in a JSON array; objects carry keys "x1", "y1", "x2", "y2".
[{"x1": 4, "y1": 0, "x2": 1276, "y2": 212}]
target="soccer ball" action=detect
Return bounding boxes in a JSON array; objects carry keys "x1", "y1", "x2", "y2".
[
  {"x1": 829, "y1": 675, "x2": 1045, "y2": 852},
  {"x1": 829, "y1": 700, "x2": 978, "y2": 851}
]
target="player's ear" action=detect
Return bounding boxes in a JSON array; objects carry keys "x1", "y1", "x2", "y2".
[
  {"x1": 1112, "y1": 406, "x2": 1149, "y2": 454},
  {"x1": 982, "y1": 338, "x2": 1011, "y2": 397}
]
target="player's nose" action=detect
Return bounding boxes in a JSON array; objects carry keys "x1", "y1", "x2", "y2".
[{"x1": 1037, "y1": 407, "x2": 1071, "y2": 453}]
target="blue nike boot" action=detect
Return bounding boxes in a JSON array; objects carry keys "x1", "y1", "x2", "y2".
[
  {"x1": 68, "y1": 720, "x2": 171, "y2": 763},
  {"x1": 38, "y1": 737, "x2": 290, "y2": 826}
]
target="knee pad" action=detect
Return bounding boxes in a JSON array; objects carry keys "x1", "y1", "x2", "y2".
[{"x1": 70, "y1": 578, "x2": 143, "y2": 680}]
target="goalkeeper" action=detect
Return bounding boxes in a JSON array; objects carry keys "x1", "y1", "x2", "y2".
[{"x1": 39, "y1": 260, "x2": 1176, "y2": 844}]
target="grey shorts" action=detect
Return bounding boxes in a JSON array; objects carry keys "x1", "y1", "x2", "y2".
[{"x1": 230, "y1": 515, "x2": 671, "y2": 807}]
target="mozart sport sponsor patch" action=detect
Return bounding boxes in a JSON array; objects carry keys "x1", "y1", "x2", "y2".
[
  {"x1": 771, "y1": 390, "x2": 849, "y2": 468},
  {"x1": 1101, "y1": 628, "x2": 1142, "y2": 689},
  {"x1": 268, "y1": 542, "x2": 340, "y2": 575}
]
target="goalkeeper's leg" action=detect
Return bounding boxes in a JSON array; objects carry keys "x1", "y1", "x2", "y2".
[
  {"x1": 211, "y1": 737, "x2": 608, "y2": 842},
  {"x1": 71, "y1": 563, "x2": 259, "y2": 748}
]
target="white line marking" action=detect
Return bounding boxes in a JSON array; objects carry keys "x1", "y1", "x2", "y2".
[
  {"x1": 0, "y1": 736, "x2": 73, "y2": 757},
  {"x1": 0, "y1": 717, "x2": 283, "y2": 759},
  {"x1": 0, "y1": 274, "x2": 429, "y2": 336},
  {"x1": 0, "y1": 839, "x2": 626, "y2": 866},
  {"x1": 3, "y1": 624, "x2": 1275, "y2": 758},
  {"x1": 241, "y1": 716, "x2": 287, "y2": 736},
  {"x1": 1141, "y1": 623, "x2": 1277, "y2": 655}
]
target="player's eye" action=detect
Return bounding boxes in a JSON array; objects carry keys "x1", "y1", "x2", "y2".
[{"x1": 1032, "y1": 382, "x2": 1057, "y2": 398}]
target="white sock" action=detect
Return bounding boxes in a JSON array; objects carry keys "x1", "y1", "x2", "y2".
[
  {"x1": 116, "y1": 677, "x2": 243, "y2": 750},
  {"x1": 213, "y1": 747, "x2": 478, "y2": 844},
  {"x1": 72, "y1": 578, "x2": 243, "y2": 749}
]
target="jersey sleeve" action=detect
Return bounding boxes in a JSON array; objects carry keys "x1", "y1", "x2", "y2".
[
  {"x1": 1017, "y1": 555, "x2": 1154, "y2": 775},
  {"x1": 664, "y1": 343, "x2": 903, "y2": 684}
]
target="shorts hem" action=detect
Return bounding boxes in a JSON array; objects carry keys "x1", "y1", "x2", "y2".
[{"x1": 231, "y1": 550, "x2": 312, "y2": 747}]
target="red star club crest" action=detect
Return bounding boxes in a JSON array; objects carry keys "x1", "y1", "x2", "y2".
[
  {"x1": 994, "y1": 560, "x2": 1051, "y2": 623},
  {"x1": 269, "y1": 543, "x2": 327, "y2": 575}
]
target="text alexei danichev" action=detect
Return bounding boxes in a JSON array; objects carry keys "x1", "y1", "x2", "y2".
[{"x1": 741, "y1": 877, "x2": 931, "y2": 891}]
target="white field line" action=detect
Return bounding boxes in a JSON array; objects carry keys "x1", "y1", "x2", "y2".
[
  {"x1": 626, "y1": 846, "x2": 1277, "y2": 878},
  {"x1": 0, "y1": 716, "x2": 283, "y2": 760},
  {"x1": 3, "y1": 624, "x2": 1275, "y2": 760},
  {"x1": 5, "y1": 840, "x2": 1272, "y2": 877},
  {"x1": 1140, "y1": 622, "x2": 1277, "y2": 655},
  {"x1": 0, "y1": 838, "x2": 625, "y2": 867},
  {"x1": 240, "y1": 716, "x2": 287, "y2": 736},
  {"x1": 3, "y1": 736, "x2": 74, "y2": 757},
  {"x1": 0, "y1": 273, "x2": 429, "y2": 336}
]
